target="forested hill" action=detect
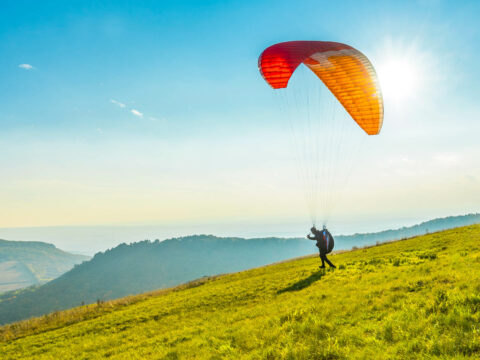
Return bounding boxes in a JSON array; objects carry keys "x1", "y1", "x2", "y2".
[
  {"x1": 0, "y1": 213, "x2": 478, "y2": 325},
  {"x1": 0, "y1": 236, "x2": 312, "y2": 324},
  {"x1": 0, "y1": 240, "x2": 89, "y2": 293},
  {"x1": 337, "y1": 213, "x2": 480, "y2": 248},
  {"x1": 1, "y1": 225, "x2": 479, "y2": 359}
]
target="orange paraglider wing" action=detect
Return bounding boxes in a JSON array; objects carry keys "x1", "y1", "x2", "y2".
[{"x1": 258, "y1": 41, "x2": 383, "y2": 135}]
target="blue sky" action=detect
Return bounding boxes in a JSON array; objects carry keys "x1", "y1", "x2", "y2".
[{"x1": 0, "y1": 0, "x2": 479, "y2": 251}]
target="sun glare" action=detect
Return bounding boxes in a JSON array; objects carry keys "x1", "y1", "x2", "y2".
[{"x1": 377, "y1": 58, "x2": 418, "y2": 103}]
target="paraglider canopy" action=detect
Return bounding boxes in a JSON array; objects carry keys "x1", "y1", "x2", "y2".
[{"x1": 258, "y1": 41, "x2": 384, "y2": 135}]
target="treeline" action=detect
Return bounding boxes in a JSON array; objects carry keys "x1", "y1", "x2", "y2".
[
  {"x1": 0, "y1": 236, "x2": 312, "y2": 324},
  {"x1": 337, "y1": 213, "x2": 480, "y2": 248},
  {"x1": 1, "y1": 213, "x2": 478, "y2": 325}
]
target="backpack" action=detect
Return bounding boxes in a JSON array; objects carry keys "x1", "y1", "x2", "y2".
[{"x1": 317, "y1": 230, "x2": 335, "y2": 254}]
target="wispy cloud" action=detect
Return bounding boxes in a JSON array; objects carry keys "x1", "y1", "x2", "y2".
[
  {"x1": 110, "y1": 99, "x2": 126, "y2": 108},
  {"x1": 110, "y1": 98, "x2": 148, "y2": 120},
  {"x1": 18, "y1": 63, "x2": 34, "y2": 70},
  {"x1": 131, "y1": 109, "x2": 143, "y2": 118}
]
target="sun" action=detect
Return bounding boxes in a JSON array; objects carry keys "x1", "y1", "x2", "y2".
[{"x1": 377, "y1": 57, "x2": 418, "y2": 103}]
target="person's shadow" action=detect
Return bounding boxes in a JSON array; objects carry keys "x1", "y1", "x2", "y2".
[{"x1": 277, "y1": 269, "x2": 325, "y2": 294}]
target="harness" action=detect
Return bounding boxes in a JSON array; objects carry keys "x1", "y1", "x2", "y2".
[{"x1": 323, "y1": 230, "x2": 329, "y2": 251}]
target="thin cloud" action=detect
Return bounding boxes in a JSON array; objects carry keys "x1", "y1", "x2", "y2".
[
  {"x1": 110, "y1": 99, "x2": 146, "y2": 119},
  {"x1": 110, "y1": 99, "x2": 126, "y2": 108},
  {"x1": 18, "y1": 64, "x2": 34, "y2": 70},
  {"x1": 131, "y1": 109, "x2": 143, "y2": 118}
]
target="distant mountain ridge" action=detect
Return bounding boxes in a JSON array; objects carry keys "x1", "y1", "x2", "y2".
[
  {"x1": 337, "y1": 213, "x2": 480, "y2": 248},
  {"x1": 2, "y1": 225, "x2": 479, "y2": 359},
  {"x1": 0, "y1": 213, "x2": 478, "y2": 325},
  {"x1": 0, "y1": 239, "x2": 89, "y2": 293}
]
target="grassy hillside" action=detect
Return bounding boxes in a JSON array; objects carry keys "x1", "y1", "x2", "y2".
[
  {"x1": 2, "y1": 214, "x2": 478, "y2": 323},
  {"x1": 0, "y1": 261, "x2": 38, "y2": 292},
  {"x1": 1, "y1": 225, "x2": 479, "y2": 359},
  {"x1": 0, "y1": 240, "x2": 89, "y2": 293},
  {"x1": 0, "y1": 236, "x2": 316, "y2": 324},
  {"x1": 336, "y1": 213, "x2": 480, "y2": 248}
]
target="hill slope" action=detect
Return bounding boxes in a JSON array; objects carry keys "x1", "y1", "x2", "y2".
[
  {"x1": 2, "y1": 213, "x2": 478, "y2": 325},
  {"x1": 0, "y1": 240, "x2": 89, "y2": 293},
  {"x1": 336, "y1": 213, "x2": 480, "y2": 247},
  {"x1": 1, "y1": 225, "x2": 479, "y2": 359},
  {"x1": 0, "y1": 236, "x2": 314, "y2": 324}
]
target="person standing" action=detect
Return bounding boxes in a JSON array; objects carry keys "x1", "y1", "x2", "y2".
[{"x1": 307, "y1": 226, "x2": 336, "y2": 268}]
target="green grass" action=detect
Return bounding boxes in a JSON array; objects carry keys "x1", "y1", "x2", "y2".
[{"x1": 1, "y1": 225, "x2": 480, "y2": 359}]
